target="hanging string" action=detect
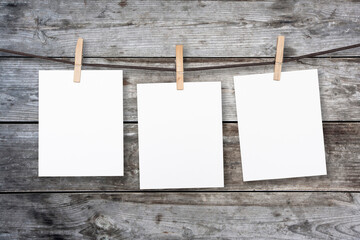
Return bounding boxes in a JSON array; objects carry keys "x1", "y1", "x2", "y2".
[{"x1": 0, "y1": 43, "x2": 359, "y2": 72}]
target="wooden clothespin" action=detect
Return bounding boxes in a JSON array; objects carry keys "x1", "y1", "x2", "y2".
[
  {"x1": 274, "y1": 36, "x2": 285, "y2": 81},
  {"x1": 73, "y1": 38, "x2": 84, "y2": 83},
  {"x1": 176, "y1": 45, "x2": 184, "y2": 90}
]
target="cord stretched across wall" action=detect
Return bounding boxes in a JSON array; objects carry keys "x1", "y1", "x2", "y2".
[{"x1": 0, "y1": 43, "x2": 360, "y2": 72}]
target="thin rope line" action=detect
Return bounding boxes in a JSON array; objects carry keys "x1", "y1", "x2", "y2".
[{"x1": 0, "y1": 43, "x2": 359, "y2": 72}]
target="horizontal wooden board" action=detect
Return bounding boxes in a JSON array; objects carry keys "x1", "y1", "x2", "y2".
[
  {"x1": 0, "y1": 57, "x2": 359, "y2": 122},
  {"x1": 0, "y1": 123, "x2": 359, "y2": 192},
  {"x1": 0, "y1": 0, "x2": 359, "y2": 57},
  {"x1": 0, "y1": 192, "x2": 360, "y2": 239}
]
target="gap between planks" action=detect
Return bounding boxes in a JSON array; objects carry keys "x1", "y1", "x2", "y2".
[
  {"x1": 2, "y1": 190, "x2": 360, "y2": 194},
  {"x1": 0, "y1": 121, "x2": 359, "y2": 125}
]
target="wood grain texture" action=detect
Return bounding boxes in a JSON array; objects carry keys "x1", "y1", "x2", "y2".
[
  {"x1": 1, "y1": 0, "x2": 360, "y2": 238},
  {"x1": 0, "y1": 122, "x2": 359, "y2": 192},
  {"x1": 1, "y1": 192, "x2": 360, "y2": 239},
  {"x1": 1, "y1": 57, "x2": 359, "y2": 122},
  {"x1": 0, "y1": 0, "x2": 359, "y2": 57}
]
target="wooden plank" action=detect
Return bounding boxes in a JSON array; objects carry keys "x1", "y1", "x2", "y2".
[
  {"x1": 0, "y1": 192, "x2": 360, "y2": 239},
  {"x1": 0, "y1": 0, "x2": 359, "y2": 57},
  {"x1": 0, "y1": 57, "x2": 359, "y2": 122},
  {"x1": 0, "y1": 123, "x2": 359, "y2": 192}
]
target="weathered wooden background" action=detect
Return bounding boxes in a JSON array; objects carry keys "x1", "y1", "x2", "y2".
[{"x1": 0, "y1": 0, "x2": 360, "y2": 239}]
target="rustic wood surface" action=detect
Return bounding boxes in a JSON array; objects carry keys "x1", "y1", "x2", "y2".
[
  {"x1": 1, "y1": 58, "x2": 360, "y2": 122},
  {"x1": 0, "y1": 0, "x2": 359, "y2": 239},
  {"x1": 0, "y1": 123, "x2": 360, "y2": 192},
  {"x1": 1, "y1": 192, "x2": 360, "y2": 239},
  {"x1": 0, "y1": 0, "x2": 360, "y2": 57}
]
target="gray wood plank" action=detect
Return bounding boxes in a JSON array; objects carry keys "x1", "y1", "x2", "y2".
[
  {"x1": 0, "y1": 0, "x2": 359, "y2": 57},
  {"x1": 1, "y1": 192, "x2": 360, "y2": 239},
  {"x1": 1, "y1": 57, "x2": 359, "y2": 122},
  {"x1": 0, "y1": 123, "x2": 359, "y2": 192}
]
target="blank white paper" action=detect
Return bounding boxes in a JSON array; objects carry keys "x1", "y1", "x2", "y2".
[
  {"x1": 137, "y1": 82, "x2": 224, "y2": 189},
  {"x1": 234, "y1": 69, "x2": 327, "y2": 181},
  {"x1": 39, "y1": 70, "x2": 123, "y2": 176}
]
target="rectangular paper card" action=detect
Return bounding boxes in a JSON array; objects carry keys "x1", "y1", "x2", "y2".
[
  {"x1": 39, "y1": 70, "x2": 124, "y2": 176},
  {"x1": 234, "y1": 69, "x2": 327, "y2": 181},
  {"x1": 137, "y1": 82, "x2": 224, "y2": 189}
]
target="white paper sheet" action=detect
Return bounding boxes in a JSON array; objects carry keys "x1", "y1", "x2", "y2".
[
  {"x1": 137, "y1": 82, "x2": 224, "y2": 189},
  {"x1": 39, "y1": 70, "x2": 124, "y2": 176},
  {"x1": 234, "y1": 69, "x2": 327, "y2": 181}
]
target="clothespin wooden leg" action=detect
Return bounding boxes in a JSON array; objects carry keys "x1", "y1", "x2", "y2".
[
  {"x1": 274, "y1": 36, "x2": 285, "y2": 81},
  {"x1": 176, "y1": 45, "x2": 184, "y2": 90},
  {"x1": 73, "y1": 38, "x2": 84, "y2": 83}
]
